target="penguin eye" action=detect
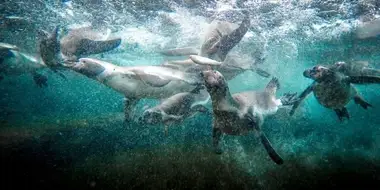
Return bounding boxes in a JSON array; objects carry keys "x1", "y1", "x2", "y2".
[{"x1": 314, "y1": 66, "x2": 325, "y2": 72}]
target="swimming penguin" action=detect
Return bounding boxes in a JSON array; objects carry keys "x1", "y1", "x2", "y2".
[
  {"x1": 60, "y1": 26, "x2": 122, "y2": 61},
  {"x1": 39, "y1": 25, "x2": 121, "y2": 69},
  {"x1": 63, "y1": 58, "x2": 204, "y2": 121},
  {"x1": 0, "y1": 42, "x2": 48, "y2": 87},
  {"x1": 201, "y1": 70, "x2": 298, "y2": 165},
  {"x1": 160, "y1": 53, "x2": 270, "y2": 81},
  {"x1": 138, "y1": 85, "x2": 210, "y2": 136},
  {"x1": 38, "y1": 26, "x2": 62, "y2": 72},
  {"x1": 160, "y1": 10, "x2": 270, "y2": 78},
  {"x1": 160, "y1": 10, "x2": 250, "y2": 62},
  {"x1": 200, "y1": 11, "x2": 251, "y2": 62},
  {"x1": 290, "y1": 65, "x2": 380, "y2": 121}
]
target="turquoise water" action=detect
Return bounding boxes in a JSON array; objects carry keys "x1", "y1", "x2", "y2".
[{"x1": 1, "y1": 1, "x2": 380, "y2": 189}]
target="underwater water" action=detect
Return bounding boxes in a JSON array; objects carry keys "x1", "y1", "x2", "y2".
[{"x1": 1, "y1": 0, "x2": 380, "y2": 189}]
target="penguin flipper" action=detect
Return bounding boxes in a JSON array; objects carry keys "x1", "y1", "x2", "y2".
[
  {"x1": 246, "y1": 115, "x2": 283, "y2": 165},
  {"x1": 353, "y1": 95, "x2": 373, "y2": 109},
  {"x1": 254, "y1": 68, "x2": 271, "y2": 78},
  {"x1": 289, "y1": 83, "x2": 314, "y2": 116},
  {"x1": 78, "y1": 38, "x2": 121, "y2": 56},
  {"x1": 258, "y1": 132, "x2": 284, "y2": 165},
  {"x1": 218, "y1": 12, "x2": 250, "y2": 56},
  {"x1": 265, "y1": 77, "x2": 280, "y2": 94},
  {"x1": 348, "y1": 76, "x2": 380, "y2": 84}
]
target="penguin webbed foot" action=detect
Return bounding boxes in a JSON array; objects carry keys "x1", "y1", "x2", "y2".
[
  {"x1": 124, "y1": 97, "x2": 139, "y2": 124},
  {"x1": 33, "y1": 73, "x2": 48, "y2": 88},
  {"x1": 267, "y1": 77, "x2": 280, "y2": 89},
  {"x1": 354, "y1": 96, "x2": 373, "y2": 109},
  {"x1": 280, "y1": 92, "x2": 299, "y2": 106},
  {"x1": 334, "y1": 108, "x2": 350, "y2": 122},
  {"x1": 212, "y1": 128, "x2": 223, "y2": 154}
]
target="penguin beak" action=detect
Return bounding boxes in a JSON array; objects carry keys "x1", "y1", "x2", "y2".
[
  {"x1": 201, "y1": 70, "x2": 213, "y2": 81},
  {"x1": 200, "y1": 70, "x2": 213, "y2": 81},
  {"x1": 303, "y1": 69, "x2": 312, "y2": 78},
  {"x1": 303, "y1": 66, "x2": 322, "y2": 79}
]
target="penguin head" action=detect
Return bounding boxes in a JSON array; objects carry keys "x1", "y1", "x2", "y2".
[
  {"x1": 76, "y1": 58, "x2": 106, "y2": 78},
  {"x1": 303, "y1": 65, "x2": 333, "y2": 81},
  {"x1": 200, "y1": 70, "x2": 228, "y2": 96},
  {"x1": 138, "y1": 108, "x2": 162, "y2": 125}
]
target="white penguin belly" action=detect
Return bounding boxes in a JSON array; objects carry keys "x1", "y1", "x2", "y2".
[
  {"x1": 133, "y1": 80, "x2": 196, "y2": 99},
  {"x1": 255, "y1": 105, "x2": 279, "y2": 116},
  {"x1": 103, "y1": 76, "x2": 195, "y2": 99}
]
